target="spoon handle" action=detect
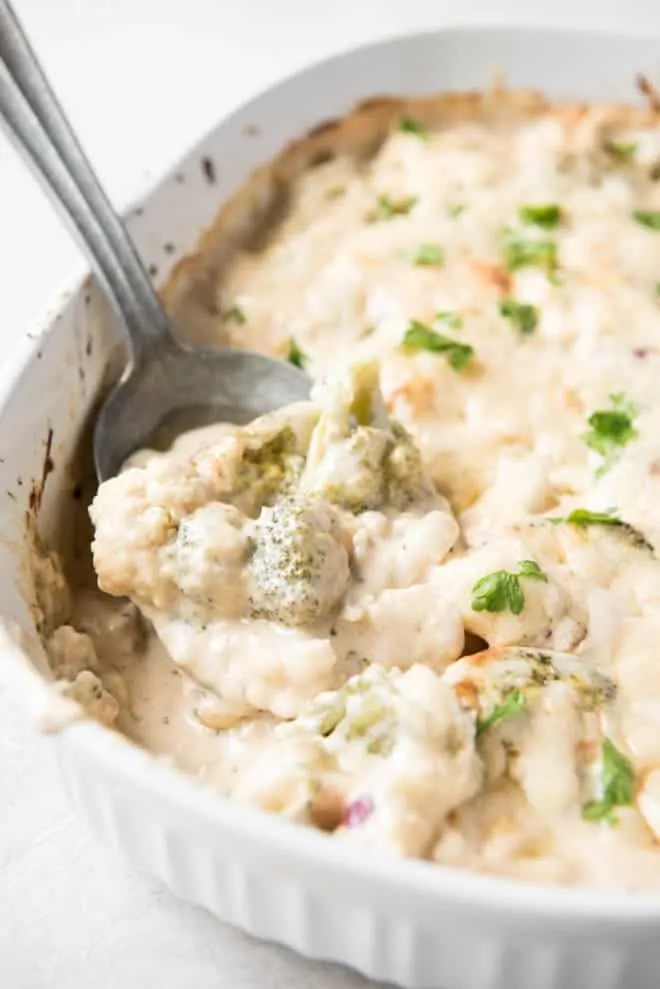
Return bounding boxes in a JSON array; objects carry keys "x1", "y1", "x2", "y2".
[{"x1": 0, "y1": 0, "x2": 173, "y2": 357}]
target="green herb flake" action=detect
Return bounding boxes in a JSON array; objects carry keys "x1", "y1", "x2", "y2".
[
  {"x1": 286, "y1": 338, "x2": 308, "y2": 369},
  {"x1": 516, "y1": 560, "x2": 548, "y2": 581},
  {"x1": 633, "y1": 210, "x2": 660, "y2": 230},
  {"x1": 498, "y1": 298, "x2": 539, "y2": 335},
  {"x1": 402, "y1": 319, "x2": 474, "y2": 371},
  {"x1": 655, "y1": 282, "x2": 660, "y2": 297},
  {"x1": 502, "y1": 233, "x2": 558, "y2": 274},
  {"x1": 604, "y1": 140, "x2": 637, "y2": 161},
  {"x1": 476, "y1": 689, "x2": 527, "y2": 737},
  {"x1": 399, "y1": 117, "x2": 429, "y2": 140},
  {"x1": 582, "y1": 737, "x2": 635, "y2": 826},
  {"x1": 519, "y1": 204, "x2": 562, "y2": 229},
  {"x1": 222, "y1": 305, "x2": 246, "y2": 325},
  {"x1": 583, "y1": 393, "x2": 637, "y2": 474},
  {"x1": 371, "y1": 194, "x2": 418, "y2": 222},
  {"x1": 411, "y1": 243, "x2": 444, "y2": 267},
  {"x1": 554, "y1": 507, "x2": 622, "y2": 527},
  {"x1": 471, "y1": 561, "x2": 547, "y2": 616},
  {"x1": 435, "y1": 310, "x2": 463, "y2": 331},
  {"x1": 447, "y1": 203, "x2": 466, "y2": 219}
]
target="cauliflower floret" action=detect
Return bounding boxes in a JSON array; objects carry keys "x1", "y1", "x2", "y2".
[
  {"x1": 301, "y1": 361, "x2": 437, "y2": 512},
  {"x1": 74, "y1": 594, "x2": 147, "y2": 664},
  {"x1": 152, "y1": 613, "x2": 337, "y2": 719},
  {"x1": 45, "y1": 625, "x2": 98, "y2": 679},
  {"x1": 430, "y1": 534, "x2": 586, "y2": 651},
  {"x1": 272, "y1": 665, "x2": 483, "y2": 856},
  {"x1": 247, "y1": 496, "x2": 350, "y2": 626},
  {"x1": 90, "y1": 404, "x2": 317, "y2": 611},
  {"x1": 58, "y1": 670, "x2": 119, "y2": 727},
  {"x1": 347, "y1": 508, "x2": 459, "y2": 599},
  {"x1": 337, "y1": 584, "x2": 464, "y2": 672},
  {"x1": 443, "y1": 646, "x2": 615, "y2": 818},
  {"x1": 162, "y1": 502, "x2": 249, "y2": 620},
  {"x1": 231, "y1": 735, "x2": 341, "y2": 824},
  {"x1": 90, "y1": 457, "x2": 212, "y2": 610}
]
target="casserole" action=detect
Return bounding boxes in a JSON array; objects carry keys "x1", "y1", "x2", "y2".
[{"x1": 4, "y1": 26, "x2": 660, "y2": 989}]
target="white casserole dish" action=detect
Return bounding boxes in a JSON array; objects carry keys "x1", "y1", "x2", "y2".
[{"x1": 4, "y1": 26, "x2": 660, "y2": 989}]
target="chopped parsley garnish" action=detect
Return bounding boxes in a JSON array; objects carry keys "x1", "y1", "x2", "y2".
[
  {"x1": 476, "y1": 689, "x2": 527, "y2": 737},
  {"x1": 286, "y1": 338, "x2": 308, "y2": 369},
  {"x1": 552, "y1": 507, "x2": 622, "y2": 527},
  {"x1": 435, "y1": 310, "x2": 463, "y2": 331},
  {"x1": 371, "y1": 194, "x2": 418, "y2": 221},
  {"x1": 583, "y1": 393, "x2": 637, "y2": 474},
  {"x1": 399, "y1": 117, "x2": 429, "y2": 140},
  {"x1": 222, "y1": 305, "x2": 246, "y2": 325},
  {"x1": 519, "y1": 204, "x2": 562, "y2": 229},
  {"x1": 402, "y1": 319, "x2": 474, "y2": 371},
  {"x1": 633, "y1": 210, "x2": 660, "y2": 230},
  {"x1": 604, "y1": 140, "x2": 637, "y2": 161},
  {"x1": 582, "y1": 738, "x2": 635, "y2": 826},
  {"x1": 655, "y1": 282, "x2": 660, "y2": 297},
  {"x1": 447, "y1": 203, "x2": 466, "y2": 219},
  {"x1": 411, "y1": 243, "x2": 444, "y2": 266},
  {"x1": 498, "y1": 298, "x2": 538, "y2": 335},
  {"x1": 471, "y1": 560, "x2": 547, "y2": 616},
  {"x1": 502, "y1": 233, "x2": 558, "y2": 274}
]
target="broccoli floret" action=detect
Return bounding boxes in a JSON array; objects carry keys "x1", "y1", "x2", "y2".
[
  {"x1": 301, "y1": 361, "x2": 435, "y2": 513},
  {"x1": 233, "y1": 424, "x2": 304, "y2": 512},
  {"x1": 247, "y1": 496, "x2": 350, "y2": 626},
  {"x1": 285, "y1": 665, "x2": 397, "y2": 755}
]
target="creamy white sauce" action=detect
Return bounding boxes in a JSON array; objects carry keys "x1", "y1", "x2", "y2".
[{"x1": 43, "y1": 103, "x2": 660, "y2": 890}]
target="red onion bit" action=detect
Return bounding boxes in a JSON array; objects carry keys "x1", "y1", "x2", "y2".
[{"x1": 343, "y1": 794, "x2": 375, "y2": 828}]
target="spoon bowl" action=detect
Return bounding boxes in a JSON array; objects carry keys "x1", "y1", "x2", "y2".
[
  {"x1": 94, "y1": 342, "x2": 311, "y2": 480},
  {"x1": 0, "y1": 0, "x2": 311, "y2": 481}
]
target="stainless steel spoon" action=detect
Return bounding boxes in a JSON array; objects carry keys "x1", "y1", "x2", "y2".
[{"x1": 0, "y1": 0, "x2": 311, "y2": 481}]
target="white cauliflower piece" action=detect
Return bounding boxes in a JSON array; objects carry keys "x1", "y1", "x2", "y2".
[
  {"x1": 58, "y1": 670, "x2": 119, "y2": 727},
  {"x1": 430, "y1": 534, "x2": 586, "y2": 651},
  {"x1": 271, "y1": 665, "x2": 483, "y2": 856},
  {"x1": 162, "y1": 502, "x2": 249, "y2": 620},
  {"x1": 151, "y1": 613, "x2": 337, "y2": 719},
  {"x1": 347, "y1": 508, "x2": 459, "y2": 598},
  {"x1": 337, "y1": 584, "x2": 464, "y2": 672},
  {"x1": 443, "y1": 645, "x2": 614, "y2": 818},
  {"x1": 45, "y1": 625, "x2": 98, "y2": 679},
  {"x1": 90, "y1": 404, "x2": 316, "y2": 612},
  {"x1": 247, "y1": 497, "x2": 350, "y2": 626}
]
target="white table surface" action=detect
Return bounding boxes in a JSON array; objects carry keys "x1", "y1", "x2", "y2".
[{"x1": 3, "y1": 1, "x2": 660, "y2": 986}]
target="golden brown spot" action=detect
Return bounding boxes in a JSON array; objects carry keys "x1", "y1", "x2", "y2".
[
  {"x1": 455, "y1": 679, "x2": 480, "y2": 710},
  {"x1": 468, "y1": 259, "x2": 511, "y2": 295},
  {"x1": 576, "y1": 738, "x2": 599, "y2": 762},
  {"x1": 308, "y1": 789, "x2": 345, "y2": 832},
  {"x1": 467, "y1": 646, "x2": 508, "y2": 668},
  {"x1": 387, "y1": 376, "x2": 436, "y2": 416}
]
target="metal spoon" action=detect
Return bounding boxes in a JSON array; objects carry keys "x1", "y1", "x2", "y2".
[{"x1": 0, "y1": 0, "x2": 311, "y2": 481}]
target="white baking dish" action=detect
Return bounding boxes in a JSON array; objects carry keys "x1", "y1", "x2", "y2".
[{"x1": 3, "y1": 27, "x2": 660, "y2": 989}]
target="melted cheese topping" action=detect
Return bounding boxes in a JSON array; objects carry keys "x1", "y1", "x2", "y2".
[{"x1": 51, "y1": 103, "x2": 660, "y2": 891}]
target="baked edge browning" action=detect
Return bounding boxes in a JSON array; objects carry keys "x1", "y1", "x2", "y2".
[{"x1": 160, "y1": 87, "x2": 660, "y2": 343}]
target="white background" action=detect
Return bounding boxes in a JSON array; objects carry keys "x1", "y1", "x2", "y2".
[{"x1": 3, "y1": 2, "x2": 660, "y2": 987}]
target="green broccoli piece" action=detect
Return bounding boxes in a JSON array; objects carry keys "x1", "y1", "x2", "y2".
[
  {"x1": 247, "y1": 496, "x2": 350, "y2": 626},
  {"x1": 289, "y1": 666, "x2": 397, "y2": 755},
  {"x1": 301, "y1": 361, "x2": 435, "y2": 512}
]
